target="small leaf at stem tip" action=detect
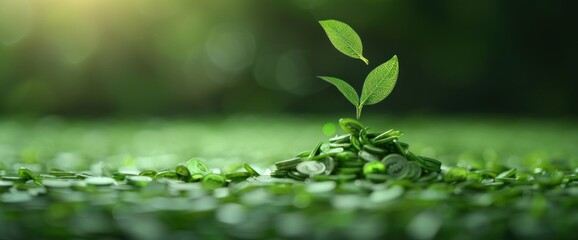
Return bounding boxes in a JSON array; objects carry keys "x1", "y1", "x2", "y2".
[
  {"x1": 318, "y1": 76, "x2": 360, "y2": 107},
  {"x1": 319, "y1": 19, "x2": 368, "y2": 64},
  {"x1": 360, "y1": 55, "x2": 399, "y2": 106}
]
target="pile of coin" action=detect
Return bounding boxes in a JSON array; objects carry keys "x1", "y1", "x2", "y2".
[{"x1": 272, "y1": 118, "x2": 442, "y2": 183}]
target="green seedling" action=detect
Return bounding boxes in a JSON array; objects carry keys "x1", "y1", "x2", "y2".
[{"x1": 319, "y1": 19, "x2": 399, "y2": 119}]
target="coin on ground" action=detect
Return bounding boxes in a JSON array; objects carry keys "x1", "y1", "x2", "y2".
[{"x1": 296, "y1": 161, "x2": 326, "y2": 176}]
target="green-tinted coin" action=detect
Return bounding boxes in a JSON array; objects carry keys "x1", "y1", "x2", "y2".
[
  {"x1": 310, "y1": 153, "x2": 331, "y2": 161},
  {"x1": 242, "y1": 163, "x2": 260, "y2": 177},
  {"x1": 155, "y1": 171, "x2": 179, "y2": 180},
  {"x1": 516, "y1": 173, "x2": 535, "y2": 181},
  {"x1": 48, "y1": 168, "x2": 76, "y2": 177},
  {"x1": 112, "y1": 171, "x2": 138, "y2": 181},
  {"x1": 275, "y1": 157, "x2": 303, "y2": 170},
  {"x1": 39, "y1": 174, "x2": 57, "y2": 179},
  {"x1": 497, "y1": 168, "x2": 517, "y2": 178},
  {"x1": 186, "y1": 158, "x2": 210, "y2": 175},
  {"x1": 71, "y1": 181, "x2": 87, "y2": 191},
  {"x1": 42, "y1": 179, "x2": 73, "y2": 188},
  {"x1": 404, "y1": 151, "x2": 419, "y2": 162},
  {"x1": 270, "y1": 170, "x2": 289, "y2": 178},
  {"x1": 296, "y1": 151, "x2": 311, "y2": 158},
  {"x1": 340, "y1": 160, "x2": 366, "y2": 168},
  {"x1": 14, "y1": 182, "x2": 35, "y2": 191},
  {"x1": 466, "y1": 173, "x2": 483, "y2": 182},
  {"x1": 76, "y1": 172, "x2": 93, "y2": 179},
  {"x1": 365, "y1": 173, "x2": 389, "y2": 183},
  {"x1": 329, "y1": 134, "x2": 351, "y2": 143},
  {"x1": 372, "y1": 136, "x2": 397, "y2": 146},
  {"x1": 126, "y1": 176, "x2": 153, "y2": 187},
  {"x1": 288, "y1": 171, "x2": 309, "y2": 180},
  {"x1": 481, "y1": 181, "x2": 505, "y2": 189},
  {"x1": 296, "y1": 161, "x2": 326, "y2": 176},
  {"x1": 358, "y1": 150, "x2": 380, "y2": 162},
  {"x1": 18, "y1": 167, "x2": 38, "y2": 181},
  {"x1": 336, "y1": 167, "x2": 362, "y2": 175},
  {"x1": 359, "y1": 128, "x2": 371, "y2": 143},
  {"x1": 201, "y1": 173, "x2": 227, "y2": 190},
  {"x1": 255, "y1": 175, "x2": 291, "y2": 183},
  {"x1": 363, "y1": 162, "x2": 386, "y2": 175},
  {"x1": 474, "y1": 170, "x2": 497, "y2": 179},
  {"x1": 329, "y1": 143, "x2": 352, "y2": 149},
  {"x1": 495, "y1": 177, "x2": 516, "y2": 184},
  {"x1": 387, "y1": 130, "x2": 403, "y2": 138},
  {"x1": 444, "y1": 168, "x2": 468, "y2": 182},
  {"x1": 393, "y1": 140, "x2": 407, "y2": 155},
  {"x1": 53, "y1": 176, "x2": 77, "y2": 180},
  {"x1": 112, "y1": 172, "x2": 127, "y2": 181},
  {"x1": 372, "y1": 129, "x2": 394, "y2": 141},
  {"x1": 1, "y1": 176, "x2": 24, "y2": 182},
  {"x1": 366, "y1": 132, "x2": 379, "y2": 139},
  {"x1": 350, "y1": 135, "x2": 362, "y2": 151},
  {"x1": 334, "y1": 151, "x2": 359, "y2": 161},
  {"x1": 307, "y1": 142, "x2": 322, "y2": 160},
  {"x1": 339, "y1": 118, "x2": 364, "y2": 135},
  {"x1": 397, "y1": 142, "x2": 409, "y2": 148},
  {"x1": 324, "y1": 157, "x2": 335, "y2": 175},
  {"x1": 418, "y1": 156, "x2": 442, "y2": 173},
  {"x1": 405, "y1": 162, "x2": 422, "y2": 180},
  {"x1": 320, "y1": 143, "x2": 331, "y2": 153},
  {"x1": 84, "y1": 177, "x2": 115, "y2": 186},
  {"x1": 382, "y1": 154, "x2": 407, "y2": 168},
  {"x1": 383, "y1": 154, "x2": 412, "y2": 179},
  {"x1": 324, "y1": 147, "x2": 344, "y2": 154},
  {"x1": 226, "y1": 172, "x2": 252, "y2": 182},
  {"x1": 417, "y1": 172, "x2": 440, "y2": 182},
  {"x1": 175, "y1": 164, "x2": 192, "y2": 182},
  {"x1": 139, "y1": 170, "x2": 157, "y2": 177},
  {"x1": 191, "y1": 173, "x2": 204, "y2": 182},
  {"x1": 363, "y1": 144, "x2": 386, "y2": 155},
  {"x1": 536, "y1": 171, "x2": 565, "y2": 187}
]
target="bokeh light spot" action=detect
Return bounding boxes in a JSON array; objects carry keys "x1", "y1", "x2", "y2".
[
  {"x1": 322, "y1": 122, "x2": 336, "y2": 136},
  {"x1": 275, "y1": 50, "x2": 310, "y2": 94},
  {"x1": 206, "y1": 23, "x2": 255, "y2": 72}
]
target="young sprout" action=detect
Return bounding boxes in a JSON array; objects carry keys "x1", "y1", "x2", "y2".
[{"x1": 319, "y1": 19, "x2": 399, "y2": 119}]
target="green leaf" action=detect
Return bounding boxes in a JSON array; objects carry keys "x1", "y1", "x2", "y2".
[
  {"x1": 318, "y1": 76, "x2": 359, "y2": 107},
  {"x1": 360, "y1": 55, "x2": 399, "y2": 105},
  {"x1": 319, "y1": 19, "x2": 368, "y2": 65}
]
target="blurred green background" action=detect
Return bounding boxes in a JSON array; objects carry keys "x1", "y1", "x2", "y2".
[
  {"x1": 2, "y1": 2, "x2": 577, "y2": 239},
  {"x1": 1, "y1": 0, "x2": 575, "y2": 117}
]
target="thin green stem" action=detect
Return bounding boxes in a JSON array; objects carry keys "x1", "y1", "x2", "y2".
[
  {"x1": 360, "y1": 56, "x2": 369, "y2": 65},
  {"x1": 356, "y1": 106, "x2": 362, "y2": 119}
]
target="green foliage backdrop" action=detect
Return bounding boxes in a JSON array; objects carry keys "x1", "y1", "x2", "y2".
[{"x1": 0, "y1": 0, "x2": 575, "y2": 117}]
